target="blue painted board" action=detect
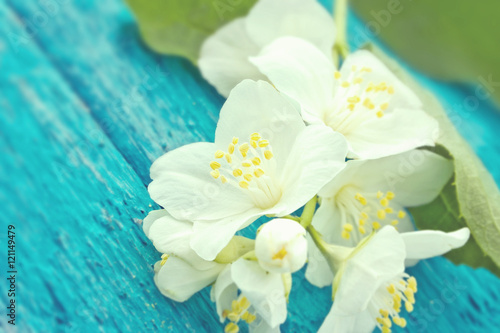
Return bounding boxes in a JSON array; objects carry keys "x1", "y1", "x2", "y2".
[{"x1": 1, "y1": 0, "x2": 500, "y2": 332}]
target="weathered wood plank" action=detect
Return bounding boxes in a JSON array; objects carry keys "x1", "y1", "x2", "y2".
[
  {"x1": 2, "y1": 0, "x2": 500, "y2": 332},
  {"x1": 0, "y1": 4, "x2": 220, "y2": 332}
]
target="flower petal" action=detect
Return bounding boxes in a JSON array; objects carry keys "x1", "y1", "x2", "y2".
[
  {"x1": 215, "y1": 80, "x2": 305, "y2": 170},
  {"x1": 251, "y1": 37, "x2": 335, "y2": 123},
  {"x1": 143, "y1": 209, "x2": 168, "y2": 237},
  {"x1": 275, "y1": 125, "x2": 348, "y2": 216},
  {"x1": 246, "y1": 0, "x2": 336, "y2": 56},
  {"x1": 401, "y1": 228, "x2": 470, "y2": 260},
  {"x1": 146, "y1": 210, "x2": 215, "y2": 270},
  {"x1": 318, "y1": 307, "x2": 375, "y2": 333},
  {"x1": 212, "y1": 265, "x2": 237, "y2": 322},
  {"x1": 190, "y1": 208, "x2": 263, "y2": 261},
  {"x1": 153, "y1": 258, "x2": 224, "y2": 302},
  {"x1": 231, "y1": 259, "x2": 287, "y2": 328},
  {"x1": 249, "y1": 319, "x2": 281, "y2": 333},
  {"x1": 199, "y1": 18, "x2": 265, "y2": 97},
  {"x1": 334, "y1": 226, "x2": 405, "y2": 316},
  {"x1": 336, "y1": 150, "x2": 453, "y2": 207},
  {"x1": 346, "y1": 107, "x2": 439, "y2": 159},
  {"x1": 149, "y1": 142, "x2": 253, "y2": 221}
]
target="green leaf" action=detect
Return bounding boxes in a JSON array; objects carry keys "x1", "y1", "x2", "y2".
[
  {"x1": 351, "y1": 0, "x2": 500, "y2": 106},
  {"x1": 364, "y1": 45, "x2": 500, "y2": 277},
  {"x1": 125, "y1": 0, "x2": 257, "y2": 63}
]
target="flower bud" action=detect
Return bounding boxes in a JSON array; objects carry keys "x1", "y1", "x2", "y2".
[{"x1": 255, "y1": 219, "x2": 307, "y2": 273}]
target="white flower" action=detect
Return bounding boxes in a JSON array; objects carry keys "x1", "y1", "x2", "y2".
[
  {"x1": 143, "y1": 209, "x2": 226, "y2": 302},
  {"x1": 212, "y1": 259, "x2": 289, "y2": 333},
  {"x1": 255, "y1": 219, "x2": 307, "y2": 274},
  {"x1": 314, "y1": 226, "x2": 470, "y2": 333},
  {"x1": 148, "y1": 80, "x2": 348, "y2": 261},
  {"x1": 251, "y1": 37, "x2": 439, "y2": 159},
  {"x1": 306, "y1": 149, "x2": 453, "y2": 287},
  {"x1": 199, "y1": 0, "x2": 335, "y2": 97}
]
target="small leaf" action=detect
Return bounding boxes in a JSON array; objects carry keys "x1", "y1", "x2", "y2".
[
  {"x1": 364, "y1": 45, "x2": 500, "y2": 277},
  {"x1": 126, "y1": 0, "x2": 257, "y2": 63}
]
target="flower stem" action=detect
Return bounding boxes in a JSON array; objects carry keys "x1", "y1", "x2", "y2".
[
  {"x1": 332, "y1": 0, "x2": 350, "y2": 67},
  {"x1": 300, "y1": 196, "x2": 317, "y2": 228},
  {"x1": 307, "y1": 225, "x2": 329, "y2": 253}
]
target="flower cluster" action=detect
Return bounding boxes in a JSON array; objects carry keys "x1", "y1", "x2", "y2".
[{"x1": 143, "y1": 0, "x2": 470, "y2": 332}]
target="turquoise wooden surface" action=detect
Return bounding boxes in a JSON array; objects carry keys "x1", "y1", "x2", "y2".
[{"x1": 1, "y1": 0, "x2": 499, "y2": 332}]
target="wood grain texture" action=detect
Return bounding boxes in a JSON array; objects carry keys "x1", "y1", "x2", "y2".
[{"x1": 1, "y1": 0, "x2": 499, "y2": 332}]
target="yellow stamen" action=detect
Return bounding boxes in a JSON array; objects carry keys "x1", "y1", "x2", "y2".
[
  {"x1": 243, "y1": 174, "x2": 253, "y2": 181},
  {"x1": 334, "y1": 71, "x2": 341, "y2": 79},
  {"x1": 228, "y1": 143, "x2": 235, "y2": 154},
  {"x1": 394, "y1": 317, "x2": 407, "y2": 328},
  {"x1": 405, "y1": 302, "x2": 414, "y2": 313},
  {"x1": 343, "y1": 224, "x2": 353, "y2": 232},
  {"x1": 372, "y1": 221, "x2": 381, "y2": 230},
  {"x1": 210, "y1": 170, "x2": 220, "y2": 179},
  {"x1": 376, "y1": 110, "x2": 384, "y2": 118},
  {"x1": 377, "y1": 210, "x2": 386, "y2": 220},
  {"x1": 363, "y1": 98, "x2": 375, "y2": 109},
  {"x1": 387, "y1": 284, "x2": 395, "y2": 294},
  {"x1": 398, "y1": 210, "x2": 406, "y2": 219},
  {"x1": 258, "y1": 140, "x2": 269, "y2": 148},
  {"x1": 353, "y1": 77, "x2": 363, "y2": 84},
  {"x1": 210, "y1": 161, "x2": 221, "y2": 170},
  {"x1": 251, "y1": 157, "x2": 261, "y2": 165},
  {"x1": 225, "y1": 322, "x2": 239, "y2": 333},
  {"x1": 232, "y1": 137, "x2": 239, "y2": 145},
  {"x1": 347, "y1": 96, "x2": 360, "y2": 103},
  {"x1": 408, "y1": 276, "x2": 418, "y2": 292},
  {"x1": 239, "y1": 181, "x2": 249, "y2": 189},
  {"x1": 341, "y1": 230, "x2": 350, "y2": 239},
  {"x1": 239, "y1": 143, "x2": 249, "y2": 157},
  {"x1": 233, "y1": 169, "x2": 243, "y2": 177},
  {"x1": 264, "y1": 150, "x2": 273, "y2": 160},
  {"x1": 250, "y1": 132, "x2": 261, "y2": 141},
  {"x1": 380, "y1": 198, "x2": 389, "y2": 207},
  {"x1": 227, "y1": 312, "x2": 239, "y2": 322},
  {"x1": 215, "y1": 150, "x2": 224, "y2": 158},
  {"x1": 254, "y1": 168, "x2": 265, "y2": 178},
  {"x1": 272, "y1": 247, "x2": 288, "y2": 260},
  {"x1": 225, "y1": 154, "x2": 232, "y2": 163},
  {"x1": 160, "y1": 254, "x2": 169, "y2": 266}
]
